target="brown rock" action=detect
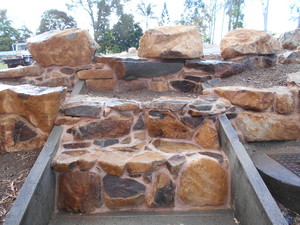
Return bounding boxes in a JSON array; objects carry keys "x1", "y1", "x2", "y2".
[
  {"x1": 116, "y1": 79, "x2": 148, "y2": 92},
  {"x1": 147, "y1": 110, "x2": 193, "y2": 139},
  {"x1": 103, "y1": 175, "x2": 146, "y2": 208},
  {"x1": 287, "y1": 72, "x2": 300, "y2": 87},
  {"x1": 58, "y1": 171, "x2": 101, "y2": 212},
  {"x1": 39, "y1": 77, "x2": 72, "y2": 87},
  {"x1": 211, "y1": 86, "x2": 274, "y2": 111},
  {"x1": 93, "y1": 56, "x2": 125, "y2": 79},
  {"x1": 279, "y1": 29, "x2": 300, "y2": 50},
  {"x1": 235, "y1": 112, "x2": 300, "y2": 141},
  {"x1": 179, "y1": 156, "x2": 227, "y2": 206},
  {"x1": 153, "y1": 140, "x2": 199, "y2": 153},
  {"x1": 0, "y1": 64, "x2": 43, "y2": 79},
  {"x1": 170, "y1": 80, "x2": 199, "y2": 93},
  {"x1": 138, "y1": 25, "x2": 203, "y2": 59},
  {"x1": 97, "y1": 151, "x2": 131, "y2": 176},
  {"x1": 195, "y1": 121, "x2": 220, "y2": 150},
  {"x1": 60, "y1": 67, "x2": 75, "y2": 75},
  {"x1": 275, "y1": 91, "x2": 295, "y2": 114},
  {"x1": 149, "y1": 80, "x2": 169, "y2": 92},
  {"x1": 63, "y1": 142, "x2": 91, "y2": 149},
  {"x1": 0, "y1": 84, "x2": 67, "y2": 132},
  {"x1": 166, "y1": 155, "x2": 186, "y2": 176},
  {"x1": 147, "y1": 172, "x2": 175, "y2": 207},
  {"x1": 55, "y1": 115, "x2": 81, "y2": 125},
  {"x1": 77, "y1": 69, "x2": 113, "y2": 79},
  {"x1": 93, "y1": 138, "x2": 119, "y2": 147},
  {"x1": 278, "y1": 50, "x2": 300, "y2": 64},
  {"x1": 27, "y1": 28, "x2": 98, "y2": 67},
  {"x1": 106, "y1": 100, "x2": 139, "y2": 111},
  {"x1": 68, "y1": 115, "x2": 133, "y2": 140},
  {"x1": 221, "y1": 28, "x2": 279, "y2": 59},
  {"x1": 145, "y1": 98, "x2": 188, "y2": 112},
  {"x1": 134, "y1": 132, "x2": 145, "y2": 140},
  {"x1": 86, "y1": 79, "x2": 115, "y2": 91},
  {"x1": 0, "y1": 114, "x2": 47, "y2": 153},
  {"x1": 229, "y1": 55, "x2": 277, "y2": 68},
  {"x1": 133, "y1": 114, "x2": 145, "y2": 130},
  {"x1": 127, "y1": 152, "x2": 167, "y2": 173},
  {"x1": 181, "y1": 116, "x2": 205, "y2": 128}
]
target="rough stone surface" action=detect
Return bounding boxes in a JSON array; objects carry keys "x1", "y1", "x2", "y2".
[
  {"x1": 279, "y1": 29, "x2": 300, "y2": 50},
  {"x1": 145, "y1": 99, "x2": 188, "y2": 112},
  {"x1": 93, "y1": 139, "x2": 119, "y2": 147},
  {"x1": 181, "y1": 116, "x2": 205, "y2": 128},
  {"x1": 27, "y1": 28, "x2": 98, "y2": 67},
  {"x1": 138, "y1": 25, "x2": 203, "y2": 59},
  {"x1": 147, "y1": 172, "x2": 175, "y2": 207},
  {"x1": 68, "y1": 115, "x2": 133, "y2": 140},
  {"x1": 0, "y1": 65, "x2": 44, "y2": 79},
  {"x1": 166, "y1": 155, "x2": 186, "y2": 176},
  {"x1": 55, "y1": 116, "x2": 81, "y2": 126},
  {"x1": 275, "y1": 91, "x2": 295, "y2": 114},
  {"x1": 127, "y1": 152, "x2": 167, "y2": 173},
  {"x1": 0, "y1": 114, "x2": 46, "y2": 153},
  {"x1": 146, "y1": 110, "x2": 193, "y2": 139},
  {"x1": 149, "y1": 80, "x2": 169, "y2": 92},
  {"x1": 63, "y1": 142, "x2": 91, "y2": 149},
  {"x1": 185, "y1": 60, "x2": 245, "y2": 78},
  {"x1": 93, "y1": 56, "x2": 125, "y2": 79},
  {"x1": 278, "y1": 50, "x2": 300, "y2": 64},
  {"x1": 200, "y1": 152, "x2": 224, "y2": 163},
  {"x1": 0, "y1": 84, "x2": 66, "y2": 132},
  {"x1": 170, "y1": 80, "x2": 199, "y2": 93},
  {"x1": 103, "y1": 175, "x2": 146, "y2": 208},
  {"x1": 153, "y1": 140, "x2": 199, "y2": 153},
  {"x1": 116, "y1": 80, "x2": 148, "y2": 92},
  {"x1": 78, "y1": 69, "x2": 113, "y2": 79},
  {"x1": 179, "y1": 156, "x2": 227, "y2": 206},
  {"x1": 106, "y1": 100, "x2": 139, "y2": 111},
  {"x1": 211, "y1": 86, "x2": 274, "y2": 111},
  {"x1": 123, "y1": 60, "x2": 183, "y2": 80},
  {"x1": 195, "y1": 121, "x2": 220, "y2": 150},
  {"x1": 220, "y1": 28, "x2": 279, "y2": 59},
  {"x1": 58, "y1": 171, "x2": 101, "y2": 213},
  {"x1": 287, "y1": 72, "x2": 300, "y2": 87},
  {"x1": 235, "y1": 112, "x2": 300, "y2": 141},
  {"x1": 133, "y1": 115, "x2": 145, "y2": 130},
  {"x1": 229, "y1": 55, "x2": 277, "y2": 68},
  {"x1": 86, "y1": 79, "x2": 115, "y2": 91},
  {"x1": 39, "y1": 77, "x2": 72, "y2": 87}
]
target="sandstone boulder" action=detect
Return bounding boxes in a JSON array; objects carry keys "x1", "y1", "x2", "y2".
[
  {"x1": 275, "y1": 91, "x2": 295, "y2": 114},
  {"x1": 0, "y1": 84, "x2": 66, "y2": 132},
  {"x1": 278, "y1": 50, "x2": 300, "y2": 64},
  {"x1": 287, "y1": 72, "x2": 300, "y2": 87},
  {"x1": 138, "y1": 25, "x2": 203, "y2": 59},
  {"x1": 235, "y1": 112, "x2": 300, "y2": 141},
  {"x1": 194, "y1": 121, "x2": 220, "y2": 150},
  {"x1": 0, "y1": 64, "x2": 43, "y2": 79},
  {"x1": 220, "y1": 28, "x2": 279, "y2": 59},
  {"x1": 27, "y1": 28, "x2": 98, "y2": 67},
  {"x1": 152, "y1": 140, "x2": 199, "y2": 153},
  {"x1": 179, "y1": 156, "x2": 227, "y2": 206},
  {"x1": 279, "y1": 29, "x2": 300, "y2": 50}
]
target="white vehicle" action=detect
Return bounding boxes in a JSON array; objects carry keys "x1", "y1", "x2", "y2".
[{"x1": 0, "y1": 43, "x2": 33, "y2": 68}]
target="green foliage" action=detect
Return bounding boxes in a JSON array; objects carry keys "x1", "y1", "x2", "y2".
[
  {"x1": 37, "y1": 9, "x2": 77, "y2": 34},
  {"x1": 225, "y1": 0, "x2": 244, "y2": 31},
  {"x1": 137, "y1": 0, "x2": 157, "y2": 29},
  {"x1": 159, "y1": 1, "x2": 170, "y2": 26},
  {"x1": 111, "y1": 14, "x2": 143, "y2": 53},
  {"x1": 18, "y1": 25, "x2": 33, "y2": 42}
]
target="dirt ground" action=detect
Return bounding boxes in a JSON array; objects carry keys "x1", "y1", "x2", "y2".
[{"x1": 0, "y1": 53, "x2": 300, "y2": 224}]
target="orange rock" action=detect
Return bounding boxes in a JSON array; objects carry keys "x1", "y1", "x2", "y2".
[
  {"x1": 0, "y1": 84, "x2": 67, "y2": 132},
  {"x1": 275, "y1": 91, "x2": 295, "y2": 114},
  {"x1": 179, "y1": 156, "x2": 228, "y2": 206},
  {"x1": 55, "y1": 116, "x2": 81, "y2": 125},
  {"x1": 194, "y1": 121, "x2": 220, "y2": 150},
  {"x1": 77, "y1": 69, "x2": 113, "y2": 79},
  {"x1": 27, "y1": 28, "x2": 98, "y2": 67},
  {"x1": 152, "y1": 139, "x2": 199, "y2": 153},
  {"x1": 93, "y1": 56, "x2": 125, "y2": 79},
  {"x1": 0, "y1": 64, "x2": 44, "y2": 79},
  {"x1": 149, "y1": 80, "x2": 169, "y2": 92},
  {"x1": 86, "y1": 79, "x2": 115, "y2": 91},
  {"x1": 212, "y1": 86, "x2": 274, "y2": 111},
  {"x1": 235, "y1": 112, "x2": 300, "y2": 141}
]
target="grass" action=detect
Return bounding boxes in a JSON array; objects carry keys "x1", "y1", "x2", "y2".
[{"x1": 0, "y1": 62, "x2": 8, "y2": 69}]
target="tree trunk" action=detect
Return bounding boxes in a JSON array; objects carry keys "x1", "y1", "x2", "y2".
[
  {"x1": 261, "y1": 0, "x2": 269, "y2": 32},
  {"x1": 298, "y1": 15, "x2": 300, "y2": 28}
]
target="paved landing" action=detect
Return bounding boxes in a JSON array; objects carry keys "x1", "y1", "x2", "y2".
[{"x1": 48, "y1": 209, "x2": 235, "y2": 225}]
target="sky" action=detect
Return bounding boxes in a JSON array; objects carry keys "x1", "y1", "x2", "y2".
[{"x1": 1, "y1": 0, "x2": 299, "y2": 44}]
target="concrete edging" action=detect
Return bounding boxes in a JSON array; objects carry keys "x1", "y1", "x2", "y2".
[
  {"x1": 4, "y1": 126, "x2": 63, "y2": 225},
  {"x1": 218, "y1": 115, "x2": 287, "y2": 225}
]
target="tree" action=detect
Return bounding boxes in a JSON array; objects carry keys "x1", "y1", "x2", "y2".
[
  {"x1": 179, "y1": 0, "x2": 211, "y2": 42},
  {"x1": 37, "y1": 9, "x2": 77, "y2": 34},
  {"x1": 290, "y1": 1, "x2": 300, "y2": 28},
  {"x1": 226, "y1": 0, "x2": 244, "y2": 31},
  {"x1": 261, "y1": 0, "x2": 269, "y2": 32},
  {"x1": 111, "y1": 14, "x2": 143, "y2": 52},
  {"x1": 207, "y1": 0, "x2": 222, "y2": 44},
  {"x1": 159, "y1": 1, "x2": 170, "y2": 26},
  {"x1": 137, "y1": 0, "x2": 157, "y2": 30},
  {"x1": 0, "y1": 9, "x2": 20, "y2": 51},
  {"x1": 18, "y1": 25, "x2": 33, "y2": 42},
  {"x1": 67, "y1": 0, "x2": 128, "y2": 53}
]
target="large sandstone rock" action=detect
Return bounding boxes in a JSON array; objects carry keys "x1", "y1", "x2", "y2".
[
  {"x1": 194, "y1": 121, "x2": 220, "y2": 150},
  {"x1": 27, "y1": 28, "x2": 98, "y2": 67},
  {"x1": 152, "y1": 140, "x2": 199, "y2": 153},
  {"x1": 138, "y1": 25, "x2": 203, "y2": 59},
  {"x1": 58, "y1": 171, "x2": 102, "y2": 213},
  {"x1": 0, "y1": 114, "x2": 47, "y2": 153},
  {"x1": 0, "y1": 64, "x2": 43, "y2": 79},
  {"x1": 279, "y1": 29, "x2": 300, "y2": 50},
  {"x1": 0, "y1": 84, "x2": 66, "y2": 132},
  {"x1": 103, "y1": 175, "x2": 146, "y2": 208},
  {"x1": 235, "y1": 112, "x2": 300, "y2": 141},
  {"x1": 220, "y1": 28, "x2": 279, "y2": 59},
  {"x1": 207, "y1": 86, "x2": 274, "y2": 111},
  {"x1": 179, "y1": 156, "x2": 228, "y2": 206}
]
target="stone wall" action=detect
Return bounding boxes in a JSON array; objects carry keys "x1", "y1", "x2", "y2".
[{"x1": 52, "y1": 95, "x2": 231, "y2": 212}]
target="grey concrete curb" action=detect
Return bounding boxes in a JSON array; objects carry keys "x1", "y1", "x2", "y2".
[
  {"x1": 218, "y1": 115, "x2": 287, "y2": 225},
  {"x1": 4, "y1": 126, "x2": 63, "y2": 225},
  {"x1": 71, "y1": 79, "x2": 86, "y2": 96}
]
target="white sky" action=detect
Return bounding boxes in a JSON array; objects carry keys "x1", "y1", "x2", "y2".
[{"x1": 1, "y1": 0, "x2": 298, "y2": 44}]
